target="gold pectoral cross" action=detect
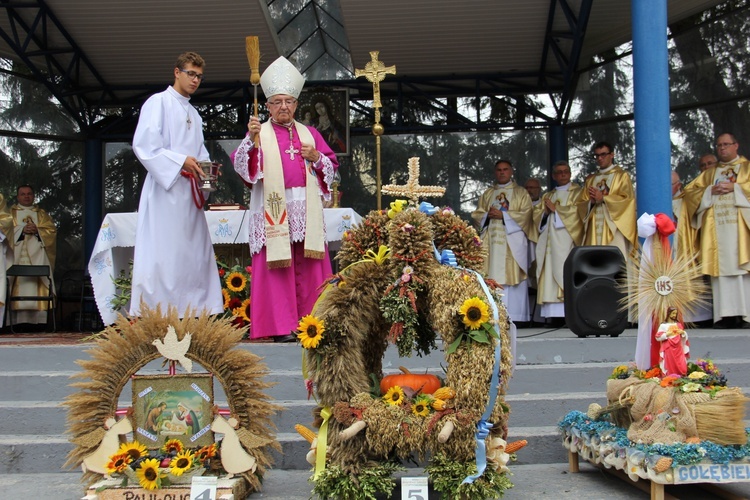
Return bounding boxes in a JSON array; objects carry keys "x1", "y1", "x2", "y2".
[{"x1": 267, "y1": 192, "x2": 284, "y2": 220}]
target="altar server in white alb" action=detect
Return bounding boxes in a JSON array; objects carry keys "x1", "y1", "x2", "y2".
[{"x1": 129, "y1": 52, "x2": 223, "y2": 319}]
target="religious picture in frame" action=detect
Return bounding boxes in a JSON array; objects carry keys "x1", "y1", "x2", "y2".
[
  {"x1": 297, "y1": 88, "x2": 350, "y2": 156},
  {"x1": 132, "y1": 373, "x2": 214, "y2": 449}
]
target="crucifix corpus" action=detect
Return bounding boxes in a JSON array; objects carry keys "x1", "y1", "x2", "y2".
[{"x1": 355, "y1": 51, "x2": 396, "y2": 210}]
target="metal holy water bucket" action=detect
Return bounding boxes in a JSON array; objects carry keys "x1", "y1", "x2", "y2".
[{"x1": 199, "y1": 161, "x2": 220, "y2": 192}]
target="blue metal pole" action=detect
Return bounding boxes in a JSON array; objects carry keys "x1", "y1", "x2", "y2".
[
  {"x1": 83, "y1": 138, "x2": 103, "y2": 264},
  {"x1": 632, "y1": 0, "x2": 671, "y2": 219},
  {"x1": 548, "y1": 124, "x2": 568, "y2": 188}
]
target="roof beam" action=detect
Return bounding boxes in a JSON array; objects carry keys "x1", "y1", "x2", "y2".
[{"x1": 0, "y1": 0, "x2": 116, "y2": 131}]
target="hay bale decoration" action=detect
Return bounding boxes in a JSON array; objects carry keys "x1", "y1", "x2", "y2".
[{"x1": 295, "y1": 157, "x2": 521, "y2": 499}]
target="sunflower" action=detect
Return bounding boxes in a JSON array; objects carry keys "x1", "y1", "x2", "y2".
[
  {"x1": 383, "y1": 385, "x2": 405, "y2": 406},
  {"x1": 118, "y1": 441, "x2": 148, "y2": 461},
  {"x1": 240, "y1": 298, "x2": 252, "y2": 321},
  {"x1": 225, "y1": 272, "x2": 247, "y2": 292},
  {"x1": 169, "y1": 450, "x2": 195, "y2": 476},
  {"x1": 105, "y1": 452, "x2": 132, "y2": 474},
  {"x1": 459, "y1": 297, "x2": 490, "y2": 329},
  {"x1": 222, "y1": 288, "x2": 231, "y2": 309},
  {"x1": 162, "y1": 438, "x2": 184, "y2": 455},
  {"x1": 136, "y1": 457, "x2": 165, "y2": 490},
  {"x1": 196, "y1": 443, "x2": 218, "y2": 461},
  {"x1": 297, "y1": 315, "x2": 325, "y2": 349},
  {"x1": 411, "y1": 396, "x2": 432, "y2": 417}
]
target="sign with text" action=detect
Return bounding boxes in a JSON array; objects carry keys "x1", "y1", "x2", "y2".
[
  {"x1": 401, "y1": 476, "x2": 429, "y2": 500},
  {"x1": 190, "y1": 475, "x2": 218, "y2": 500},
  {"x1": 674, "y1": 463, "x2": 750, "y2": 484}
]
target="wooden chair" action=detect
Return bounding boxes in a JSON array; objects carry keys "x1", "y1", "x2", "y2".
[{"x1": 5, "y1": 264, "x2": 55, "y2": 333}]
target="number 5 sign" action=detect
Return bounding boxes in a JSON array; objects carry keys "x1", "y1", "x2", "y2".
[{"x1": 402, "y1": 476, "x2": 429, "y2": 500}]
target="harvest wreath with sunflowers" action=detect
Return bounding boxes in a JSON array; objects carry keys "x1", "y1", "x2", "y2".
[
  {"x1": 64, "y1": 306, "x2": 280, "y2": 497},
  {"x1": 294, "y1": 198, "x2": 523, "y2": 500}
]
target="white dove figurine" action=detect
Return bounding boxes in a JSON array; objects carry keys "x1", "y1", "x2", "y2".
[{"x1": 152, "y1": 325, "x2": 193, "y2": 372}]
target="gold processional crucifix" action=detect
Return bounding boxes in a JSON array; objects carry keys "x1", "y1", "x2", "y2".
[
  {"x1": 355, "y1": 51, "x2": 396, "y2": 210},
  {"x1": 381, "y1": 157, "x2": 445, "y2": 206}
]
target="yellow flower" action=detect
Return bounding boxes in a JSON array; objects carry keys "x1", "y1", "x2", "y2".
[
  {"x1": 169, "y1": 450, "x2": 195, "y2": 476},
  {"x1": 387, "y1": 199, "x2": 408, "y2": 219},
  {"x1": 297, "y1": 315, "x2": 325, "y2": 349},
  {"x1": 225, "y1": 272, "x2": 247, "y2": 292},
  {"x1": 136, "y1": 458, "x2": 165, "y2": 490},
  {"x1": 222, "y1": 288, "x2": 231, "y2": 309},
  {"x1": 412, "y1": 397, "x2": 431, "y2": 417},
  {"x1": 688, "y1": 371, "x2": 707, "y2": 379},
  {"x1": 459, "y1": 297, "x2": 490, "y2": 329},
  {"x1": 106, "y1": 452, "x2": 132, "y2": 474},
  {"x1": 233, "y1": 298, "x2": 251, "y2": 323},
  {"x1": 118, "y1": 441, "x2": 148, "y2": 461},
  {"x1": 383, "y1": 385, "x2": 405, "y2": 406},
  {"x1": 162, "y1": 438, "x2": 184, "y2": 455},
  {"x1": 681, "y1": 382, "x2": 701, "y2": 393}
]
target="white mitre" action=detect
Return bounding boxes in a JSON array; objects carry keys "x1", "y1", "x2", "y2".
[{"x1": 260, "y1": 56, "x2": 305, "y2": 99}]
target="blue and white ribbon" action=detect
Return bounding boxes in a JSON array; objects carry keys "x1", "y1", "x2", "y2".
[
  {"x1": 419, "y1": 201, "x2": 439, "y2": 216},
  {"x1": 440, "y1": 249, "x2": 457, "y2": 267}
]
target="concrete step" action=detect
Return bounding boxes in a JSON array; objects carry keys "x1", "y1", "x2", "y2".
[{"x1": 0, "y1": 425, "x2": 565, "y2": 474}]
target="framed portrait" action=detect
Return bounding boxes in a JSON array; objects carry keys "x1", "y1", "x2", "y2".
[
  {"x1": 132, "y1": 373, "x2": 214, "y2": 449},
  {"x1": 297, "y1": 88, "x2": 350, "y2": 156}
]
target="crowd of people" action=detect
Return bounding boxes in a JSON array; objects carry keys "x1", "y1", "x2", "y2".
[{"x1": 474, "y1": 137, "x2": 750, "y2": 329}]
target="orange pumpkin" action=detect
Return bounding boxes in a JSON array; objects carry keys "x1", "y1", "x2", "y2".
[{"x1": 380, "y1": 366, "x2": 441, "y2": 395}]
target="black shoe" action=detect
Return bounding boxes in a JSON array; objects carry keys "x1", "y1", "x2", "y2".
[
  {"x1": 713, "y1": 318, "x2": 732, "y2": 329},
  {"x1": 273, "y1": 334, "x2": 297, "y2": 343}
]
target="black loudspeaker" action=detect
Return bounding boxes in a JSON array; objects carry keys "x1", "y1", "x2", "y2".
[{"x1": 563, "y1": 246, "x2": 627, "y2": 338}]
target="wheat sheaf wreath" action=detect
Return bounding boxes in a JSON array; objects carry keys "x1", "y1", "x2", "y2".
[{"x1": 62, "y1": 306, "x2": 281, "y2": 492}]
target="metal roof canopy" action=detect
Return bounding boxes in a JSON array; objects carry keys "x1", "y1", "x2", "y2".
[{"x1": 0, "y1": 0, "x2": 723, "y2": 138}]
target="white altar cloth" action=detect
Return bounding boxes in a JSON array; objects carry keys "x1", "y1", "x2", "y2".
[{"x1": 88, "y1": 208, "x2": 362, "y2": 325}]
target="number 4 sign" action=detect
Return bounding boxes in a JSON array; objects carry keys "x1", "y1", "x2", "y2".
[
  {"x1": 190, "y1": 475, "x2": 218, "y2": 500},
  {"x1": 402, "y1": 476, "x2": 429, "y2": 500}
]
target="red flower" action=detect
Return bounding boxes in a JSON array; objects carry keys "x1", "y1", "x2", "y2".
[
  {"x1": 227, "y1": 298, "x2": 242, "y2": 310},
  {"x1": 219, "y1": 268, "x2": 226, "y2": 277}
]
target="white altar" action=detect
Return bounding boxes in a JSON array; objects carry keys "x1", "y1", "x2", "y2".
[{"x1": 88, "y1": 208, "x2": 362, "y2": 325}]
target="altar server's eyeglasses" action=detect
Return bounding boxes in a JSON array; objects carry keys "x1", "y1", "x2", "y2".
[
  {"x1": 179, "y1": 69, "x2": 204, "y2": 81},
  {"x1": 592, "y1": 152, "x2": 612, "y2": 159}
]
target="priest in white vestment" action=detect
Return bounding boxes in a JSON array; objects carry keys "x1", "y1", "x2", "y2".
[
  {"x1": 683, "y1": 133, "x2": 750, "y2": 328},
  {"x1": 472, "y1": 160, "x2": 535, "y2": 323},
  {"x1": 576, "y1": 141, "x2": 637, "y2": 259},
  {"x1": 672, "y1": 171, "x2": 712, "y2": 323},
  {"x1": 129, "y1": 52, "x2": 223, "y2": 319},
  {"x1": 0, "y1": 185, "x2": 57, "y2": 325},
  {"x1": 535, "y1": 161, "x2": 582, "y2": 321},
  {"x1": 0, "y1": 194, "x2": 9, "y2": 326}
]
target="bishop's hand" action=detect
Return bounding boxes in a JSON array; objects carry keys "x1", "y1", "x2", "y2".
[{"x1": 248, "y1": 116, "x2": 261, "y2": 143}]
